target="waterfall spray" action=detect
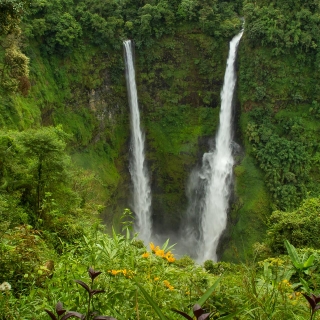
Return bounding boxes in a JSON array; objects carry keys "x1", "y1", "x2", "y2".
[
  {"x1": 184, "y1": 30, "x2": 243, "y2": 263},
  {"x1": 123, "y1": 40, "x2": 152, "y2": 243}
]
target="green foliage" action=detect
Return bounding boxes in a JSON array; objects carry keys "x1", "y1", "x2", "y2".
[
  {"x1": 0, "y1": 192, "x2": 28, "y2": 232},
  {"x1": 0, "y1": 126, "x2": 105, "y2": 247},
  {"x1": 45, "y1": 268, "x2": 116, "y2": 320},
  {"x1": 285, "y1": 240, "x2": 315, "y2": 276},
  {"x1": 203, "y1": 261, "x2": 235, "y2": 276},
  {"x1": 54, "y1": 13, "x2": 82, "y2": 50},
  {"x1": 0, "y1": 127, "x2": 74, "y2": 222},
  {"x1": 0, "y1": 29, "x2": 30, "y2": 95},
  {"x1": 239, "y1": 0, "x2": 320, "y2": 216},
  {"x1": 0, "y1": 0, "x2": 244, "y2": 252},
  {"x1": 242, "y1": 104, "x2": 315, "y2": 211},
  {"x1": 266, "y1": 197, "x2": 320, "y2": 253},
  {"x1": 0, "y1": 225, "x2": 54, "y2": 294},
  {"x1": 223, "y1": 154, "x2": 269, "y2": 262},
  {"x1": 239, "y1": 260, "x2": 304, "y2": 319},
  {"x1": 243, "y1": 0, "x2": 320, "y2": 54},
  {"x1": 0, "y1": 0, "x2": 30, "y2": 35},
  {"x1": 2, "y1": 224, "x2": 320, "y2": 320}
]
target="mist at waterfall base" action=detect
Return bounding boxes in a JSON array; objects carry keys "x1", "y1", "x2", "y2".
[
  {"x1": 123, "y1": 40, "x2": 152, "y2": 244},
  {"x1": 179, "y1": 30, "x2": 244, "y2": 263}
]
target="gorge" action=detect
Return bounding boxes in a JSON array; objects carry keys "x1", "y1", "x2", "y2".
[
  {"x1": 1, "y1": 0, "x2": 320, "y2": 264},
  {"x1": 1, "y1": 0, "x2": 320, "y2": 317}
]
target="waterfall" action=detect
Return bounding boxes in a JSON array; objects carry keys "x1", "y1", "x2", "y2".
[
  {"x1": 184, "y1": 30, "x2": 243, "y2": 263},
  {"x1": 123, "y1": 40, "x2": 152, "y2": 243}
]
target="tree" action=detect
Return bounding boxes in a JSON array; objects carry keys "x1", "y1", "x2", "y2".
[
  {"x1": 0, "y1": 0, "x2": 30, "y2": 94},
  {"x1": 266, "y1": 197, "x2": 320, "y2": 253},
  {"x1": 55, "y1": 13, "x2": 82, "y2": 50},
  {"x1": 16, "y1": 126, "x2": 72, "y2": 218},
  {"x1": 0, "y1": 127, "x2": 75, "y2": 225},
  {"x1": 0, "y1": 0, "x2": 30, "y2": 35},
  {"x1": 1, "y1": 32, "x2": 30, "y2": 94}
]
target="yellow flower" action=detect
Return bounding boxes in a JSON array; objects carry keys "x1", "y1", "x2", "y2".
[
  {"x1": 142, "y1": 252, "x2": 149, "y2": 258},
  {"x1": 165, "y1": 252, "x2": 175, "y2": 262},
  {"x1": 163, "y1": 280, "x2": 174, "y2": 290},
  {"x1": 155, "y1": 249, "x2": 165, "y2": 257},
  {"x1": 154, "y1": 277, "x2": 160, "y2": 281},
  {"x1": 109, "y1": 270, "x2": 119, "y2": 276},
  {"x1": 150, "y1": 242, "x2": 155, "y2": 251}
]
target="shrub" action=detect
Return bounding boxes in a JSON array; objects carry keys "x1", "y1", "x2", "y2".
[{"x1": 266, "y1": 198, "x2": 320, "y2": 253}]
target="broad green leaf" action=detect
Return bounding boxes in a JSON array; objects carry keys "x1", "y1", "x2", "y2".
[
  {"x1": 133, "y1": 278, "x2": 168, "y2": 320},
  {"x1": 162, "y1": 238, "x2": 170, "y2": 251},
  {"x1": 303, "y1": 254, "x2": 315, "y2": 269},
  {"x1": 112, "y1": 227, "x2": 119, "y2": 243},
  {"x1": 188, "y1": 277, "x2": 222, "y2": 317},
  {"x1": 299, "y1": 277, "x2": 311, "y2": 293},
  {"x1": 284, "y1": 240, "x2": 301, "y2": 268},
  {"x1": 161, "y1": 238, "x2": 176, "y2": 252}
]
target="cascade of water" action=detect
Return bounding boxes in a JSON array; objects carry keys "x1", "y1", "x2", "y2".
[
  {"x1": 183, "y1": 30, "x2": 243, "y2": 263},
  {"x1": 123, "y1": 40, "x2": 152, "y2": 243}
]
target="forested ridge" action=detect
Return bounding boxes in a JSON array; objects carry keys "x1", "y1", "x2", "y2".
[{"x1": 1, "y1": 0, "x2": 320, "y2": 318}]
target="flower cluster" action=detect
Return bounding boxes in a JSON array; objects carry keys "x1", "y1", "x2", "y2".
[
  {"x1": 108, "y1": 269, "x2": 134, "y2": 278},
  {"x1": 0, "y1": 282, "x2": 11, "y2": 291},
  {"x1": 163, "y1": 280, "x2": 174, "y2": 291},
  {"x1": 149, "y1": 243, "x2": 175, "y2": 263},
  {"x1": 278, "y1": 279, "x2": 291, "y2": 290},
  {"x1": 289, "y1": 291, "x2": 302, "y2": 300}
]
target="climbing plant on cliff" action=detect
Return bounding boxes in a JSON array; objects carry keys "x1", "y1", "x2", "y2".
[
  {"x1": 0, "y1": 0, "x2": 30, "y2": 94},
  {"x1": 246, "y1": 108, "x2": 311, "y2": 211},
  {"x1": 239, "y1": 0, "x2": 320, "y2": 214}
]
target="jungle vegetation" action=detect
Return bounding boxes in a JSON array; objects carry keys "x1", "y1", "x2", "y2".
[{"x1": 1, "y1": 0, "x2": 320, "y2": 318}]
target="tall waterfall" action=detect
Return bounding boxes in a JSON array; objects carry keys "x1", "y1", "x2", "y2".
[
  {"x1": 184, "y1": 30, "x2": 243, "y2": 263},
  {"x1": 123, "y1": 40, "x2": 152, "y2": 243}
]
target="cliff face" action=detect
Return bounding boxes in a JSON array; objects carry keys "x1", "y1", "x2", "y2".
[
  {"x1": 0, "y1": 0, "x2": 243, "y2": 240},
  {"x1": 0, "y1": 15, "x2": 272, "y2": 260},
  {"x1": 224, "y1": 0, "x2": 320, "y2": 260},
  {"x1": 136, "y1": 29, "x2": 231, "y2": 232},
  {"x1": 3, "y1": 0, "x2": 320, "y2": 260}
]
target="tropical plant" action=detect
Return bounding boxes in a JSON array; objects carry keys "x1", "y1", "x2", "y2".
[
  {"x1": 302, "y1": 293, "x2": 320, "y2": 320},
  {"x1": 285, "y1": 240, "x2": 315, "y2": 276},
  {"x1": 134, "y1": 276, "x2": 222, "y2": 319},
  {"x1": 45, "y1": 267, "x2": 116, "y2": 320}
]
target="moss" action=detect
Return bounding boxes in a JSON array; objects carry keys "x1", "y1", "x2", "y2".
[{"x1": 222, "y1": 154, "x2": 270, "y2": 262}]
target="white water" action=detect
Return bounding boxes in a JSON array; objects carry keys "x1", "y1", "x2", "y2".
[
  {"x1": 184, "y1": 31, "x2": 243, "y2": 262},
  {"x1": 123, "y1": 40, "x2": 152, "y2": 243}
]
